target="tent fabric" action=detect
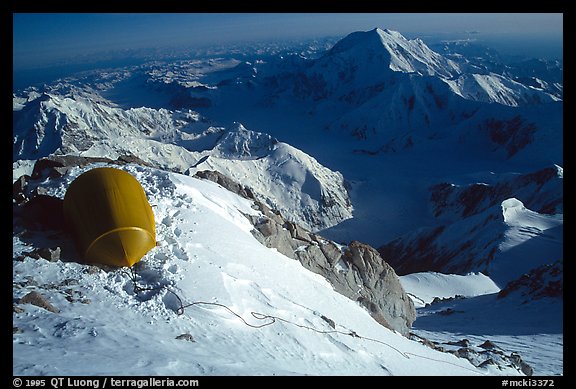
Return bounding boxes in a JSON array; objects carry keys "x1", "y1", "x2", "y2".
[{"x1": 63, "y1": 167, "x2": 156, "y2": 268}]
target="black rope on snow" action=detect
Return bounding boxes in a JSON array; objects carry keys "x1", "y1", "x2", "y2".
[
  {"x1": 123, "y1": 266, "x2": 484, "y2": 375},
  {"x1": 180, "y1": 302, "x2": 274, "y2": 329}
]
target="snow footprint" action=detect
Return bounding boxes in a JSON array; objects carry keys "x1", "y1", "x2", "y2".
[
  {"x1": 161, "y1": 216, "x2": 172, "y2": 227},
  {"x1": 163, "y1": 263, "x2": 179, "y2": 274},
  {"x1": 170, "y1": 245, "x2": 189, "y2": 262}
]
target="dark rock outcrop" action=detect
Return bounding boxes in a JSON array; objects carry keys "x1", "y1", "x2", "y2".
[
  {"x1": 430, "y1": 165, "x2": 563, "y2": 219},
  {"x1": 193, "y1": 170, "x2": 256, "y2": 200},
  {"x1": 498, "y1": 260, "x2": 563, "y2": 302},
  {"x1": 30, "y1": 154, "x2": 153, "y2": 182}
]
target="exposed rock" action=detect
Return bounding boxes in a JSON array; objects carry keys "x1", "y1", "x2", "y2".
[
  {"x1": 498, "y1": 260, "x2": 563, "y2": 302},
  {"x1": 13, "y1": 174, "x2": 30, "y2": 204},
  {"x1": 13, "y1": 304, "x2": 25, "y2": 314},
  {"x1": 39, "y1": 247, "x2": 61, "y2": 262},
  {"x1": 482, "y1": 115, "x2": 537, "y2": 157},
  {"x1": 438, "y1": 308, "x2": 462, "y2": 316},
  {"x1": 193, "y1": 170, "x2": 255, "y2": 200},
  {"x1": 445, "y1": 339, "x2": 470, "y2": 347},
  {"x1": 249, "y1": 202, "x2": 415, "y2": 335},
  {"x1": 429, "y1": 165, "x2": 562, "y2": 219},
  {"x1": 409, "y1": 332, "x2": 533, "y2": 375},
  {"x1": 320, "y1": 315, "x2": 336, "y2": 329},
  {"x1": 13, "y1": 326, "x2": 23, "y2": 334},
  {"x1": 19, "y1": 291, "x2": 60, "y2": 313},
  {"x1": 24, "y1": 247, "x2": 62, "y2": 262},
  {"x1": 478, "y1": 358, "x2": 496, "y2": 368},
  {"x1": 31, "y1": 155, "x2": 155, "y2": 183},
  {"x1": 510, "y1": 352, "x2": 534, "y2": 376},
  {"x1": 479, "y1": 340, "x2": 499, "y2": 350},
  {"x1": 251, "y1": 219, "x2": 298, "y2": 260},
  {"x1": 176, "y1": 333, "x2": 195, "y2": 342},
  {"x1": 410, "y1": 332, "x2": 441, "y2": 351},
  {"x1": 14, "y1": 195, "x2": 65, "y2": 231},
  {"x1": 425, "y1": 295, "x2": 465, "y2": 307},
  {"x1": 341, "y1": 241, "x2": 416, "y2": 333}
]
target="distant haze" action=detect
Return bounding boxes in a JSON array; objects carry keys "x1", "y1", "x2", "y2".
[{"x1": 13, "y1": 13, "x2": 562, "y2": 74}]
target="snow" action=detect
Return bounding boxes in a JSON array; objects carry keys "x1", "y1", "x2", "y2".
[
  {"x1": 410, "y1": 292, "x2": 562, "y2": 376},
  {"x1": 399, "y1": 269, "x2": 562, "y2": 375},
  {"x1": 13, "y1": 159, "x2": 36, "y2": 183},
  {"x1": 13, "y1": 164, "x2": 506, "y2": 376},
  {"x1": 445, "y1": 73, "x2": 560, "y2": 106},
  {"x1": 492, "y1": 199, "x2": 563, "y2": 284},
  {"x1": 191, "y1": 138, "x2": 353, "y2": 232},
  {"x1": 399, "y1": 272, "x2": 500, "y2": 308},
  {"x1": 327, "y1": 28, "x2": 460, "y2": 79},
  {"x1": 12, "y1": 92, "x2": 353, "y2": 232}
]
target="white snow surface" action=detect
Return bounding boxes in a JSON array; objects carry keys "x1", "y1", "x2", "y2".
[
  {"x1": 12, "y1": 93, "x2": 353, "y2": 232},
  {"x1": 197, "y1": 139, "x2": 352, "y2": 232},
  {"x1": 13, "y1": 159, "x2": 36, "y2": 183},
  {"x1": 13, "y1": 164, "x2": 509, "y2": 376},
  {"x1": 399, "y1": 272, "x2": 500, "y2": 308},
  {"x1": 327, "y1": 28, "x2": 460, "y2": 80},
  {"x1": 445, "y1": 73, "x2": 560, "y2": 106}
]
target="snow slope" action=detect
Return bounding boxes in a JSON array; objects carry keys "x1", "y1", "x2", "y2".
[
  {"x1": 445, "y1": 73, "x2": 560, "y2": 106},
  {"x1": 382, "y1": 198, "x2": 563, "y2": 286},
  {"x1": 409, "y1": 290, "x2": 562, "y2": 376},
  {"x1": 196, "y1": 126, "x2": 352, "y2": 231},
  {"x1": 399, "y1": 272, "x2": 500, "y2": 308},
  {"x1": 13, "y1": 163, "x2": 511, "y2": 376},
  {"x1": 399, "y1": 270, "x2": 562, "y2": 375}
]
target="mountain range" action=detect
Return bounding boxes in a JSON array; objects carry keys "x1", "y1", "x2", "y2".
[{"x1": 13, "y1": 28, "x2": 563, "y2": 375}]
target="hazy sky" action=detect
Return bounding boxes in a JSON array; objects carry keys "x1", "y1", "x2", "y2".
[{"x1": 13, "y1": 13, "x2": 563, "y2": 70}]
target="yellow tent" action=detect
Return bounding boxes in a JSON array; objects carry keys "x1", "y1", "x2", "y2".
[{"x1": 63, "y1": 167, "x2": 156, "y2": 267}]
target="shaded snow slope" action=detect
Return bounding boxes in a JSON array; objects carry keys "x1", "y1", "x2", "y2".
[
  {"x1": 13, "y1": 164, "x2": 508, "y2": 376},
  {"x1": 410, "y1": 292, "x2": 562, "y2": 376},
  {"x1": 401, "y1": 269, "x2": 562, "y2": 375},
  {"x1": 382, "y1": 198, "x2": 562, "y2": 287}
]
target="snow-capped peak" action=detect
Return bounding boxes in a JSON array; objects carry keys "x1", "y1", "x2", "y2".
[
  {"x1": 327, "y1": 28, "x2": 460, "y2": 78},
  {"x1": 213, "y1": 122, "x2": 278, "y2": 160}
]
